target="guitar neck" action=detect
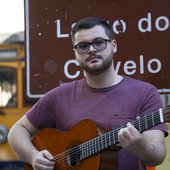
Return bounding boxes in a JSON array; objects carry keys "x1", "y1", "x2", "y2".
[{"x1": 79, "y1": 109, "x2": 164, "y2": 160}]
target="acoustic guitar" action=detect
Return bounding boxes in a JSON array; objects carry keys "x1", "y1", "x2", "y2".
[{"x1": 24, "y1": 107, "x2": 170, "y2": 170}]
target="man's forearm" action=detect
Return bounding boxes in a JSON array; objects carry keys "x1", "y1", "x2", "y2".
[
  {"x1": 138, "y1": 139, "x2": 166, "y2": 166},
  {"x1": 8, "y1": 124, "x2": 39, "y2": 164}
]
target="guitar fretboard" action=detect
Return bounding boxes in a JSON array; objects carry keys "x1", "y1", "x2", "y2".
[{"x1": 79, "y1": 109, "x2": 163, "y2": 160}]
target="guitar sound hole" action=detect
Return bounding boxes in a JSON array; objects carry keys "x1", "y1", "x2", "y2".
[{"x1": 67, "y1": 145, "x2": 81, "y2": 167}]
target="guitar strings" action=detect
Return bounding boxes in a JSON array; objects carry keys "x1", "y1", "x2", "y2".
[{"x1": 51, "y1": 107, "x2": 170, "y2": 167}]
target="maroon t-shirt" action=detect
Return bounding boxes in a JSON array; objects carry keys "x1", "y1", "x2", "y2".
[{"x1": 26, "y1": 76, "x2": 168, "y2": 170}]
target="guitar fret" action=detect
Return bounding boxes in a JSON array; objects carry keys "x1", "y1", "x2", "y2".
[
  {"x1": 105, "y1": 133, "x2": 108, "y2": 148},
  {"x1": 80, "y1": 143, "x2": 84, "y2": 160},
  {"x1": 155, "y1": 111, "x2": 161, "y2": 125},
  {"x1": 138, "y1": 119, "x2": 141, "y2": 132},
  {"x1": 104, "y1": 133, "x2": 107, "y2": 148},
  {"x1": 91, "y1": 139, "x2": 94, "y2": 155},
  {"x1": 112, "y1": 131, "x2": 116, "y2": 144},
  {"x1": 109, "y1": 131, "x2": 112, "y2": 145},
  {"x1": 94, "y1": 138, "x2": 97, "y2": 154},
  {"x1": 159, "y1": 108, "x2": 164, "y2": 122},
  {"x1": 110, "y1": 131, "x2": 114, "y2": 145},
  {"x1": 89, "y1": 140, "x2": 92, "y2": 156},
  {"x1": 85, "y1": 143, "x2": 87, "y2": 158},
  {"x1": 147, "y1": 114, "x2": 152, "y2": 129},
  {"x1": 89, "y1": 141, "x2": 92, "y2": 155},
  {"x1": 109, "y1": 133, "x2": 111, "y2": 145},
  {"x1": 84, "y1": 143, "x2": 87, "y2": 159},
  {"x1": 114, "y1": 128, "x2": 119, "y2": 144},
  {"x1": 141, "y1": 117, "x2": 145, "y2": 132},
  {"x1": 108, "y1": 132, "x2": 112, "y2": 146},
  {"x1": 103, "y1": 134, "x2": 106, "y2": 148},
  {"x1": 97, "y1": 137, "x2": 100, "y2": 153},
  {"x1": 145, "y1": 116, "x2": 147, "y2": 130},
  {"x1": 100, "y1": 136, "x2": 103, "y2": 150},
  {"x1": 102, "y1": 135, "x2": 105, "y2": 149},
  {"x1": 87, "y1": 141, "x2": 90, "y2": 157},
  {"x1": 152, "y1": 112, "x2": 154, "y2": 126}
]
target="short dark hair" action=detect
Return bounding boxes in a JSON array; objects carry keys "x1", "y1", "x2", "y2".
[{"x1": 71, "y1": 17, "x2": 114, "y2": 45}]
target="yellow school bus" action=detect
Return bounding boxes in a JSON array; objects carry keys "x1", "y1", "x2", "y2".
[{"x1": 0, "y1": 43, "x2": 35, "y2": 161}]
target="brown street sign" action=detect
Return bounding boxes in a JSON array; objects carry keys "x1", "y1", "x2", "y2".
[{"x1": 25, "y1": 0, "x2": 170, "y2": 98}]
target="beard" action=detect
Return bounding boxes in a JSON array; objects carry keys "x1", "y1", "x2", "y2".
[{"x1": 79, "y1": 53, "x2": 113, "y2": 75}]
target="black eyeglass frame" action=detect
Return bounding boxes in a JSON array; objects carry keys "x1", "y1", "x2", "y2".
[{"x1": 74, "y1": 38, "x2": 111, "y2": 54}]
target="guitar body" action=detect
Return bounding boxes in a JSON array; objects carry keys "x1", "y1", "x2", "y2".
[{"x1": 24, "y1": 119, "x2": 117, "y2": 170}]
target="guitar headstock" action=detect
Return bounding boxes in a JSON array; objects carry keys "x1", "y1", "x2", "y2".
[{"x1": 163, "y1": 106, "x2": 170, "y2": 123}]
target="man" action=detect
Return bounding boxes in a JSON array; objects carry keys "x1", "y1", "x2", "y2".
[{"x1": 8, "y1": 17, "x2": 168, "y2": 170}]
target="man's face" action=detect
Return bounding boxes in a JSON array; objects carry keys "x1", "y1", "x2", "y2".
[{"x1": 73, "y1": 25, "x2": 117, "y2": 75}]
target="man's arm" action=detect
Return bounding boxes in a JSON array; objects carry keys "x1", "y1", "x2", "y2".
[
  {"x1": 8, "y1": 115, "x2": 55, "y2": 170},
  {"x1": 118, "y1": 123, "x2": 167, "y2": 166}
]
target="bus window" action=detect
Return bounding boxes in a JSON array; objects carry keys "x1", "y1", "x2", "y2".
[{"x1": 0, "y1": 68, "x2": 17, "y2": 107}]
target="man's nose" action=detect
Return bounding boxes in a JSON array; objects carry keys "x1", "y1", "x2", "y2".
[{"x1": 88, "y1": 44, "x2": 97, "y2": 52}]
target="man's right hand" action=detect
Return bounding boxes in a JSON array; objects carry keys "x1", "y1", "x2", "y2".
[{"x1": 32, "y1": 150, "x2": 55, "y2": 170}]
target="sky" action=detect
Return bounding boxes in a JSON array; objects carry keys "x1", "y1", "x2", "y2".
[{"x1": 0, "y1": 0, "x2": 24, "y2": 34}]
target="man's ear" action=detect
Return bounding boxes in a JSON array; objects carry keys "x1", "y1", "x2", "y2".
[
  {"x1": 111, "y1": 39, "x2": 117, "y2": 54},
  {"x1": 73, "y1": 48, "x2": 79, "y2": 62},
  {"x1": 73, "y1": 48, "x2": 76, "y2": 55}
]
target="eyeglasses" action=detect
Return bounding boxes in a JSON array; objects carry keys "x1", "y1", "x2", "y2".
[{"x1": 74, "y1": 38, "x2": 111, "y2": 54}]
